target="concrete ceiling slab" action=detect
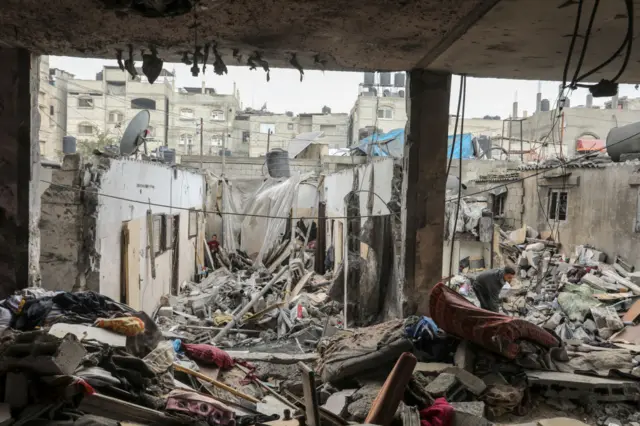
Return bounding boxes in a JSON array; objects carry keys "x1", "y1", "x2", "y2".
[
  {"x1": 429, "y1": 0, "x2": 640, "y2": 83},
  {"x1": 0, "y1": 0, "x2": 490, "y2": 72}
]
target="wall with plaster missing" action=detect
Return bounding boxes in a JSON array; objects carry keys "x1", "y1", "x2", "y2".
[
  {"x1": 95, "y1": 158, "x2": 206, "y2": 313},
  {"x1": 40, "y1": 155, "x2": 207, "y2": 314}
]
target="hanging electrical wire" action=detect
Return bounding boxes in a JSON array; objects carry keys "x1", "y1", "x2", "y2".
[
  {"x1": 577, "y1": 0, "x2": 633, "y2": 83},
  {"x1": 448, "y1": 75, "x2": 466, "y2": 279},
  {"x1": 446, "y1": 76, "x2": 465, "y2": 176}
]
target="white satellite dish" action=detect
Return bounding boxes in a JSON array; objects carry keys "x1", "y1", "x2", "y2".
[{"x1": 119, "y1": 110, "x2": 150, "y2": 156}]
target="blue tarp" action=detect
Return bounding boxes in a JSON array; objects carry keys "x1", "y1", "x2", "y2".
[
  {"x1": 447, "y1": 133, "x2": 474, "y2": 159},
  {"x1": 356, "y1": 128, "x2": 405, "y2": 157},
  {"x1": 355, "y1": 129, "x2": 475, "y2": 159}
]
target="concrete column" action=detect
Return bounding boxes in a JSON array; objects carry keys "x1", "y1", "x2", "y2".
[
  {"x1": 0, "y1": 49, "x2": 40, "y2": 298},
  {"x1": 402, "y1": 70, "x2": 451, "y2": 315}
]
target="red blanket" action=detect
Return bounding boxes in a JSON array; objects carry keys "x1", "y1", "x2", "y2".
[{"x1": 429, "y1": 282, "x2": 559, "y2": 359}]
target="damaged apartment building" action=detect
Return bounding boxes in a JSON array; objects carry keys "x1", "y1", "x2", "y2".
[
  {"x1": 39, "y1": 149, "x2": 404, "y2": 324},
  {"x1": 39, "y1": 154, "x2": 209, "y2": 314},
  {"x1": 446, "y1": 153, "x2": 640, "y2": 276}
]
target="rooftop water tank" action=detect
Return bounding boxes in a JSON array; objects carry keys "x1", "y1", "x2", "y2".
[
  {"x1": 379, "y1": 72, "x2": 391, "y2": 86},
  {"x1": 540, "y1": 99, "x2": 550, "y2": 112},
  {"x1": 266, "y1": 148, "x2": 291, "y2": 178},
  {"x1": 62, "y1": 136, "x2": 77, "y2": 154},
  {"x1": 606, "y1": 121, "x2": 640, "y2": 162},
  {"x1": 364, "y1": 72, "x2": 375, "y2": 86}
]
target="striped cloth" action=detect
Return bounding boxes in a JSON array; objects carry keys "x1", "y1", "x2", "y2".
[{"x1": 429, "y1": 282, "x2": 559, "y2": 359}]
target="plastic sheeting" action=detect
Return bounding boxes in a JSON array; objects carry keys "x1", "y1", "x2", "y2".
[
  {"x1": 444, "y1": 195, "x2": 487, "y2": 240},
  {"x1": 447, "y1": 133, "x2": 475, "y2": 160},
  {"x1": 220, "y1": 174, "x2": 311, "y2": 266},
  {"x1": 241, "y1": 174, "x2": 302, "y2": 265}
]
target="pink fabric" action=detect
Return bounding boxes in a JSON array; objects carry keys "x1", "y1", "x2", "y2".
[
  {"x1": 182, "y1": 343, "x2": 235, "y2": 369},
  {"x1": 420, "y1": 398, "x2": 454, "y2": 426}
]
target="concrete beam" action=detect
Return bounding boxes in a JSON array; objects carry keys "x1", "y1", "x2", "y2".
[
  {"x1": 415, "y1": 0, "x2": 502, "y2": 69},
  {"x1": 402, "y1": 70, "x2": 451, "y2": 315},
  {"x1": 0, "y1": 48, "x2": 40, "y2": 297}
]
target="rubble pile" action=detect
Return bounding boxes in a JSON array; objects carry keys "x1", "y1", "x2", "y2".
[{"x1": 156, "y1": 244, "x2": 339, "y2": 350}]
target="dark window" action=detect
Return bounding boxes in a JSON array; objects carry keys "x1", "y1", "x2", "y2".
[
  {"x1": 50, "y1": 105, "x2": 54, "y2": 115},
  {"x1": 242, "y1": 131, "x2": 250, "y2": 143},
  {"x1": 492, "y1": 193, "x2": 506, "y2": 217},
  {"x1": 548, "y1": 190, "x2": 568, "y2": 221},
  {"x1": 131, "y1": 98, "x2": 156, "y2": 110},
  {"x1": 164, "y1": 215, "x2": 173, "y2": 251}
]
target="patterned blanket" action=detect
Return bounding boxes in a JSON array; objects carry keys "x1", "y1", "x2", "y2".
[{"x1": 429, "y1": 282, "x2": 559, "y2": 359}]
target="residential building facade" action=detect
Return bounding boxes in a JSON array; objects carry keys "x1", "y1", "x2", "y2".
[
  {"x1": 169, "y1": 85, "x2": 240, "y2": 157},
  {"x1": 349, "y1": 83, "x2": 407, "y2": 146},
  {"x1": 56, "y1": 64, "x2": 240, "y2": 157},
  {"x1": 233, "y1": 109, "x2": 348, "y2": 157}
]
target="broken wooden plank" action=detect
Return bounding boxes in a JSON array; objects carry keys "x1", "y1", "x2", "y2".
[
  {"x1": 173, "y1": 363, "x2": 260, "y2": 403},
  {"x1": 224, "y1": 351, "x2": 318, "y2": 364}
]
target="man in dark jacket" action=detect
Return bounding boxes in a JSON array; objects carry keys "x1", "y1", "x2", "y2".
[{"x1": 472, "y1": 266, "x2": 516, "y2": 312}]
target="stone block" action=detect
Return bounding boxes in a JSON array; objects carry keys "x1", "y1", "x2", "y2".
[
  {"x1": 157, "y1": 306, "x2": 173, "y2": 317},
  {"x1": 450, "y1": 401, "x2": 485, "y2": 418},
  {"x1": 425, "y1": 373, "x2": 457, "y2": 397},
  {"x1": 444, "y1": 367, "x2": 487, "y2": 396},
  {"x1": 3, "y1": 331, "x2": 86, "y2": 375}
]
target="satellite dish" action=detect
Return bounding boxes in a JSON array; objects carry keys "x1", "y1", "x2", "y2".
[{"x1": 120, "y1": 110, "x2": 150, "y2": 156}]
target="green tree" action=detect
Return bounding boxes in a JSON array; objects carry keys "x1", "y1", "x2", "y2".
[{"x1": 76, "y1": 130, "x2": 117, "y2": 157}]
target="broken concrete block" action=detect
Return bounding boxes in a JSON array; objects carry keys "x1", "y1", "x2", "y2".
[
  {"x1": 525, "y1": 242, "x2": 545, "y2": 252},
  {"x1": 322, "y1": 389, "x2": 356, "y2": 417},
  {"x1": 629, "y1": 272, "x2": 640, "y2": 286},
  {"x1": 517, "y1": 255, "x2": 529, "y2": 268},
  {"x1": 157, "y1": 306, "x2": 174, "y2": 317},
  {"x1": 49, "y1": 323, "x2": 126, "y2": 347},
  {"x1": 450, "y1": 401, "x2": 485, "y2": 418},
  {"x1": 454, "y1": 341, "x2": 475, "y2": 372},
  {"x1": 414, "y1": 362, "x2": 454, "y2": 375},
  {"x1": 424, "y1": 373, "x2": 457, "y2": 397},
  {"x1": 4, "y1": 331, "x2": 86, "y2": 375},
  {"x1": 444, "y1": 367, "x2": 486, "y2": 396},
  {"x1": 583, "y1": 319, "x2": 597, "y2": 334},
  {"x1": 544, "y1": 312, "x2": 564, "y2": 330},
  {"x1": 451, "y1": 401, "x2": 490, "y2": 426},
  {"x1": 526, "y1": 250, "x2": 542, "y2": 268},
  {"x1": 581, "y1": 273, "x2": 607, "y2": 291},
  {"x1": 604, "y1": 418, "x2": 622, "y2": 426}
]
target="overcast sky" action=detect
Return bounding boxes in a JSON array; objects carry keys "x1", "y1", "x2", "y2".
[{"x1": 51, "y1": 56, "x2": 640, "y2": 119}]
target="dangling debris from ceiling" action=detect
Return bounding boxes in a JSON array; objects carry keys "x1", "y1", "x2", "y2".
[
  {"x1": 248, "y1": 52, "x2": 270, "y2": 82},
  {"x1": 98, "y1": 0, "x2": 194, "y2": 18},
  {"x1": 142, "y1": 46, "x2": 164, "y2": 83},
  {"x1": 124, "y1": 44, "x2": 137, "y2": 79},
  {"x1": 212, "y1": 44, "x2": 227, "y2": 76},
  {"x1": 290, "y1": 53, "x2": 304, "y2": 82}
]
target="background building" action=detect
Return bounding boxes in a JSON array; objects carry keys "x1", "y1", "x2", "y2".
[
  {"x1": 233, "y1": 107, "x2": 348, "y2": 157},
  {"x1": 349, "y1": 72, "x2": 407, "y2": 145}
]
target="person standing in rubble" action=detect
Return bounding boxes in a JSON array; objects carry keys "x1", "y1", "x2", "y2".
[
  {"x1": 207, "y1": 234, "x2": 220, "y2": 254},
  {"x1": 472, "y1": 266, "x2": 516, "y2": 313}
]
